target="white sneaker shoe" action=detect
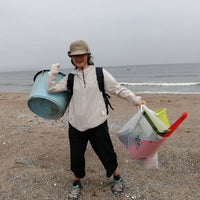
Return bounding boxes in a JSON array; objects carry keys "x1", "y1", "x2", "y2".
[
  {"x1": 111, "y1": 178, "x2": 123, "y2": 194},
  {"x1": 68, "y1": 184, "x2": 82, "y2": 200}
]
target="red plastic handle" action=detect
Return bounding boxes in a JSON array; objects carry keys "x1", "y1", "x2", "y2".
[{"x1": 163, "y1": 112, "x2": 188, "y2": 138}]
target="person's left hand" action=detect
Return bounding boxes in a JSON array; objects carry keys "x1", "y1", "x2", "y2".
[{"x1": 135, "y1": 100, "x2": 146, "y2": 107}]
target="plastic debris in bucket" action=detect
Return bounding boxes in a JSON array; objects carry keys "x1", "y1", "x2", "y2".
[
  {"x1": 117, "y1": 105, "x2": 188, "y2": 161},
  {"x1": 155, "y1": 108, "x2": 170, "y2": 127},
  {"x1": 143, "y1": 106, "x2": 170, "y2": 137},
  {"x1": 27, "y1": 70, "x2": 71, "y2": 120}
]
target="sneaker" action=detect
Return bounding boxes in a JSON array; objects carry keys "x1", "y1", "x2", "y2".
[
  {"x1": 68, "y1": 184, "x2": 82, "y2": 200},
  {"x1": 111, "y1": 178, "x2": 123, "y2": 194}
]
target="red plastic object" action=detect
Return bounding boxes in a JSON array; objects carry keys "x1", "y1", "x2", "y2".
[
  {"x1": 163, "y1": 112, "x2": 188, "y2": 138},
  {"x1": 127, "y1": 138, "x2": 166, "y2": 160}
]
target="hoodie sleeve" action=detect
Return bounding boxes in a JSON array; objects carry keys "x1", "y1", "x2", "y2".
[
  {"x1": 103, "y1": 69, "x2": 141, "y2": 105},
  {"x1": 47, "y1": 67, "x2": 68, "y2": 93}
]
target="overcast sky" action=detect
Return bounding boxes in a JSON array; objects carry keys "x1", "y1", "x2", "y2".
[{"x1": 0, "y1": 0, "x2": 200, "y2": 72}]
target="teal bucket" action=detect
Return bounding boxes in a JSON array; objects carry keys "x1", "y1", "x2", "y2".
[{"x1": 27, "y1": 70, "x2": 70, "y2": 120}]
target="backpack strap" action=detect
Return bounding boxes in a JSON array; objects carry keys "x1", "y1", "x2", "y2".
[
  {"x1": 67, "y1": 73, "x2": 75, "y2": 95},
  {"x1": 96, "y1": 67, "x2": 114, "y2": 114}
]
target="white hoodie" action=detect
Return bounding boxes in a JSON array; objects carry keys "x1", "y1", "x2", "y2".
[{"x1": 47, "y1": 65, "x2": 141, "y2": 131}]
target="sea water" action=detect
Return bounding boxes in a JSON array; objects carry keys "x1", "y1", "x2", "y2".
[
  {"x1": 105, "y1": 63, "x2": 200, "y2": 94},
  {"x1": 0, "y1": 63, "x2": 199, "y2": 94}
]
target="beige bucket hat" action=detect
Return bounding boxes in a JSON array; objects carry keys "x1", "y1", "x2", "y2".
[{"x1": 68, "y1": 40, "x2": 91, "y2": 57}]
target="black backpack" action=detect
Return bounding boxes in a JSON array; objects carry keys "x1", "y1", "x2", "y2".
[{"x1": 67, "y1": 67, "x2": 113, "y2": 114}]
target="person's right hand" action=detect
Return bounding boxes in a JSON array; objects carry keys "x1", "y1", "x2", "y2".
[{"x1": 50, "y1": 63, "x2": 60, "y2": 72}]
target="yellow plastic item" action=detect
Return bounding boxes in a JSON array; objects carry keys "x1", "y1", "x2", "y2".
[{"x1": 155, "y1": 108, "x2": 170, "y2": 128}]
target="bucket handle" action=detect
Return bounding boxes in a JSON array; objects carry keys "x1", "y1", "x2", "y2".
[{"x1": 33, "y1": 69, "x2": 49, "y2": 82}]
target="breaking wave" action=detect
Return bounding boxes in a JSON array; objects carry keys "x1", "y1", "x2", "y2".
[{"x1": 120, "y1": 82, "x2": 200, "y2": 86}]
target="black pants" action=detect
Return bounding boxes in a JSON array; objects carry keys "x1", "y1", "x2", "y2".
[{"x1": 69, "y1": 121, "x2": 118, "y2": 179}]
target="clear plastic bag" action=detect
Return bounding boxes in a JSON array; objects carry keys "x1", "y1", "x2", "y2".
[
  {"x1": 117, "y1": 107, "x2": 162, "y2": 146},
  {"x1": 136, "y1": 152, "x2": 159, "y2": 169},
  {"x1": 117, "y1": 106, "x2": 167, "y2": 161},
  {"x1": 117, "y1": 106, "x2": 187, "y2": 169}
]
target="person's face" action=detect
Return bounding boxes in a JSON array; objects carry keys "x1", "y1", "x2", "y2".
[{"x1": 72, "y1": 54, "x2": 88, "y2": 70}]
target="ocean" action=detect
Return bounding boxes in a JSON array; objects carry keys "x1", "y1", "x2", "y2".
[{"x1": 0, "y1": 63, "x2": 200, "y2": 94}]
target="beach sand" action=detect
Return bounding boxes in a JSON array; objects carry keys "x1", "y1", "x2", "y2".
[{"x1": 0, "y1": 93, "x2": 199, "y2": 200}]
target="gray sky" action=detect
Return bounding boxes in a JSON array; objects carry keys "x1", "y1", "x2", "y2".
[{"x1": 0, "y1": 0, "x2": 200, "y2": 72}]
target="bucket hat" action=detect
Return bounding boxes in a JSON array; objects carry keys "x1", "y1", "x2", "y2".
[{"x1": 68, "y1": 40, "x2": 91, "y2": 57}]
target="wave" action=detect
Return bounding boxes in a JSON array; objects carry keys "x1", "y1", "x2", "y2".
[
  {"x1": 120, "y1": 82, "x2": 200, "y2": 86},
  {"x1": 135, "y1": 91, "x2": 200, "y2": 94}
]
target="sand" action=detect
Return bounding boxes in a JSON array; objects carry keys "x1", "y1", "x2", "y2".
[{"x1": 0, "y1": 93, "x2": 199, "y2": 200}]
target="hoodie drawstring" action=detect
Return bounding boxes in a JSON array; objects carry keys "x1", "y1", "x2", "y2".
[{"x1": 81, "y1": 67, "x2": 86, "y2": 88}]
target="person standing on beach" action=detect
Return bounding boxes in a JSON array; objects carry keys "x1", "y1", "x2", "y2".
[{"x1": 47, "y1": 40, "x2": 146, "y2": 200}]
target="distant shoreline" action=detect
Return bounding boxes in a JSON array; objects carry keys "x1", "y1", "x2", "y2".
[
  {"x1": 1, "y1": 63, "x2": 200, "y2": 93},
  {"x1": 0, "y1": 62, "x2": 200, "y2": 73},
  {"x1": 1, "y1": 91, "x2": 200, "y2": 95}
]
